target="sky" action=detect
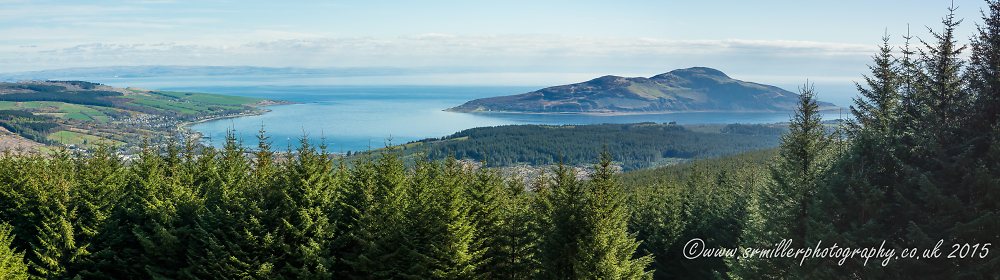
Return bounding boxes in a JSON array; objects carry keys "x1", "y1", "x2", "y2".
[{"x1": 0, "y1": 0, "x2": 989, "y2": 98}]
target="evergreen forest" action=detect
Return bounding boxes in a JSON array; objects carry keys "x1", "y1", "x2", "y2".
[
  {"x1": 401, "y1": 122, "x2": 783, "y2": 171},
  {"x1": 2, "y1": 2, "x2": 1000, "y2": 279}
]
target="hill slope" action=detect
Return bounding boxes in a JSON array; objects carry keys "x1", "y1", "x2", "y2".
[
  {"x1": 376, "y1": 122, "x2": 786, "y2": 171},
  {"x1": 446, "y1": 67, "x2": 838, "y2": 114},
  {"x1": 0, "y1": 80, "x2": 291, "y2": 152}
]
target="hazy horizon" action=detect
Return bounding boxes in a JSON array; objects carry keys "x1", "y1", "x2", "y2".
[
  {"x1": 3, "y1": 0, "x2": 987, "y2": 107},
  {"x1": 3, "y1": 1, "x2": 984, "y2": 74}
]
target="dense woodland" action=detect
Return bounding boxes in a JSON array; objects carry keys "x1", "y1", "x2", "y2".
[
  {"x1": 2, "y1": 2, "x2": 1000, "y2": 279},
  {"x1": 0, "y1": 82, "x2": 121, "y2": 108},
  {"x1": 406, "y1": 123, "x2": 782, "y2": 171},
  {"x1": 0, "y1": 110, "x2": 60, "y2": 145}
]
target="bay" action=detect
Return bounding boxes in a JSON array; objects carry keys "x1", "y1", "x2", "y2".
[{"x1": 94, "y1": 76, "x2": 845, "y2": 153}]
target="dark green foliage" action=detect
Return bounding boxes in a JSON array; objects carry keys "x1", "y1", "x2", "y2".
[
  {"x1": 0, "y1": 91, "x2": 120, "y2": 107},
  {"x1": 0, "y1": 111, "x2": 47, "y2": 121},
  {"x1": 409, "y1": 123, "x2": 781, "y2": 170},
  {"x1": 730, "y1": 83, "x2": 834, "y2": 279},
  {"x1": 534, "y1": 152, "x2": 653, "y2": 279},
  {"x1": 467, "y1": 168, "x2": 537, "y2": 279},
  {"x1": 0, "y1": 110, "x2": 60, "y2": 145},
  {"x1": 48, "y1": 81, "x2": 100, "y2": 90},
  {"x1": 9, "y1": 3, "x2": 1000, "y2": 277},
  {"x1": 0, "y1": 222, "x2": 29, "y2": 280},
  {"x1": 0, "y1": 84, "x2": 67, "y2": 93},
  {"x1": 720, "y1": 123, "x2": 787, "y2": 135},
  {"x1": 621, "y1": 150, "x2": 763, "y2": 279},
  {"x1": 581, "y1": 149, "x2": 652, "y2": 279},
  {"x1": 619, "y1": 148, "x2": 778, "y2": 188}
]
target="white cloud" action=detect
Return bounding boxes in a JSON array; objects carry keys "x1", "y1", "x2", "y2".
[
  {"x1": 126, "y1": 0, "x2": 177, "y2": 4},
  {"x1": 0, "y1": 5, "x2": 142, "y2": 21},
  {"x1": 0, "y1": 35, "x2": 877, "y2": 76},
  {"x1": 74, "y1": 21, "x2": 177, "y2": 29},
  {"x1": 402, "y1": 33, "x2": 459, "y2": 40}
]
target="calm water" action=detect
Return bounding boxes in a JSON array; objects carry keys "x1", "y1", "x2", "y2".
[
  {"x1": 91, "y1": 76, "x2": 845, "y2": 153},
  {"x1": 145, "y1": 85, "x2": 839, "y2": 153}
]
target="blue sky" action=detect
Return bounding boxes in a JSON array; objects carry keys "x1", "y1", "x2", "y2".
[{"x1": 0, "y1": 0, "x2": 986, "y2": 94}]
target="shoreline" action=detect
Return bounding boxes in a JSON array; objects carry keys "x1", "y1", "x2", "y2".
[
  {"x1": 176, "y1": 101, "x2": 295, "y2": 140},
  {"x1": 445, "y1": 107, "x2": 846, "y2": 116}
]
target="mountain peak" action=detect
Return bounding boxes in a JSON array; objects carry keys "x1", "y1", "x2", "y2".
[{"x1": 653, "y1": 67, "x2": 730, "y2": 80}]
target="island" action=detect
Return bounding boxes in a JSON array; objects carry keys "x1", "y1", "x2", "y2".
[{"x1": 446, "y1": 67, "x2": 839, "y2": 114}]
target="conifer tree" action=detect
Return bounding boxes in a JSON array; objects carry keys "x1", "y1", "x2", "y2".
[
  {"x1": 677, "y1": 161, "x2": 751, "y2": 279},
  {"x1": 889, "y1": 7, "x2": 978, "y2": 277},
  {"x1": 185, "y1": 129, "x2": 278, "y2": 279},
  {"x1": 535, "y1": 159, "x2": 587, "y2": 279},
  {"x1": 465, "y1": 164, "x2": 508, "y2": 279},
  {"x1": 0, "y1": 154, "x2": 54, "y2": 277},
  {"x1": 581, "y1": 149, "x2": 651, "y2": 279},
  {"x1": 69, "y1": 144, "x2": 129, "y2": 278},
  {"x1": 809, "y1": 34, "x2": 907, "y2": 278},
  {"x1": 270, "y1": 135, "x2": 340, "y2": 278},
  {"x1": 734, "y1": 83, "x2": 832, "y2": 279},
  {"x1": 629, "y1": 178, "x2": 684, "y2": 279},
  {"x1": 0, "y1": 222, "x2": 29, "y2": 280},
  {"x1": 29, "y1": 152, "x2": 87, "y2": 279},
  {"x1": 338, "y1": 147, "x2": 412, "y2": 279},
  {"x1": 466, "y1": 164, "x2": 538, "y2": 279},
  {"x1": 425, "y1": 159, "x2": 481, "y2": 279},
  {"x1": 956, "y1": 0, "x2": 1000, "y2": 275}
]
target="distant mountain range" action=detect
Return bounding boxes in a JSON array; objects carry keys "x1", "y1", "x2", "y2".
[
  {"x1": 446, "y1": 67, "x2": 838, "y2": 114},
  {"x1": 0, "y1": 66, "x2": 421, "y2": 82},
  {"x1": 0, "y1": 65, "x2": 624, "y2": 82}
]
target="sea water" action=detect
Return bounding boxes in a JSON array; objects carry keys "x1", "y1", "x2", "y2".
[{"x1": 95, "y1": 77, "x2": 847, "y2": 153}]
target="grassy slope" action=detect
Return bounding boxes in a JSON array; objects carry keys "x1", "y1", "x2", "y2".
[{"x1": 2, "y1": 86, "x2": 270, "y2": 149}]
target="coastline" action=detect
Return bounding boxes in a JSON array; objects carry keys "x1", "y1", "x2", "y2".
[
  {"x1": 444, "y1": 107, "x2": 845, "y2": 116},
  {"x1": 176, "y1": 100, "x2": 295, "y2": 140}
]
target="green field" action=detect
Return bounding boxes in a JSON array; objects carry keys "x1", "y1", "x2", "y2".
[
  {"x1": 131, "y1": 99, "x2": 199, "y2": 114},
  {"x1": 0, "y1": 102, "x2": 17, "y2": 110},
  {"x1": 65, "y1": 113, "x2": 93, "y2": 121},
  {"x1": 124, "y1": 93, "x2": 253, "y2": 115},
  {"x1": 2, "y1": 83, "x2": 275, "y2": 151},
  {"x1": 19, "y1": 102, "x2": 41, "y2": 109},
  {"x1": 0, "y1": 101, "x2": 111, "y2": 121},
  {"x1": 154, "y1": 90, "x2": 263, "y2": 105},
  {"x1": 46, "y1": 131, "x2": 122, "y2": 147}
]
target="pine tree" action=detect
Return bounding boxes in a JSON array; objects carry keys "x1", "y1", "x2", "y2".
[
  {"x1": 184, "y1": 129, "x2": 279, "y2": 279},
  {"x1": 466, "y1": 164, "x2": 538, "y2": 279},
  {"x1": 269, "y1": 135, "x2": 340, "y2": 278},
  {"x1": 29, "y1": 152, "x2": 88, "y2": 279},
  {"x1": 888, "y1": 7, "x2": 978, "y2": 277},
  {"x1": 534, "y1": 159, "x2": 587, "y2": 279},
  {"x1": 425, "y1": 159, "x2": 481, "y2": 279},
  {"x1": 465, "y1": 164, "x2": 508, "y2": 279},
  {"x1": 487, "y1": 174, "x2": 538, "y2": 280},
  {"x1": 733, "y1": 83, "x2": 832, "y2": 279},
  {"x1": 580, "y1": 149, "x2": 651, "y2": 279},
  {"x1": 69, "y1": 144, "x2": 129, "y2": 279},
  {"x1": 808, "y1": 33, "x2": 907, "y2": 278},
  {"x1": 629, "y1": 178, "x2": 684, "y2": 279},
  {"x1": 956, "y1": 0, "x2": 1000, "y2": 275},
  {"x1": 0, "y1": 222, "x2": 29, "y2": 280},
  {"x1": 338, "y1": 148, "x2": 412, "y2": 279}
]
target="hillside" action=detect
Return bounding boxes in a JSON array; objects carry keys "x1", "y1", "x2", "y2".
[
  {"x1": 446, "y1": 67, "x2": 839, "y2": 114},
  {"x1": 0, "y1": 80, "x2": 292, "y2": 153},
  {"x1": 366, "y1": 122, "x2": 787, "y2": 171}
]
